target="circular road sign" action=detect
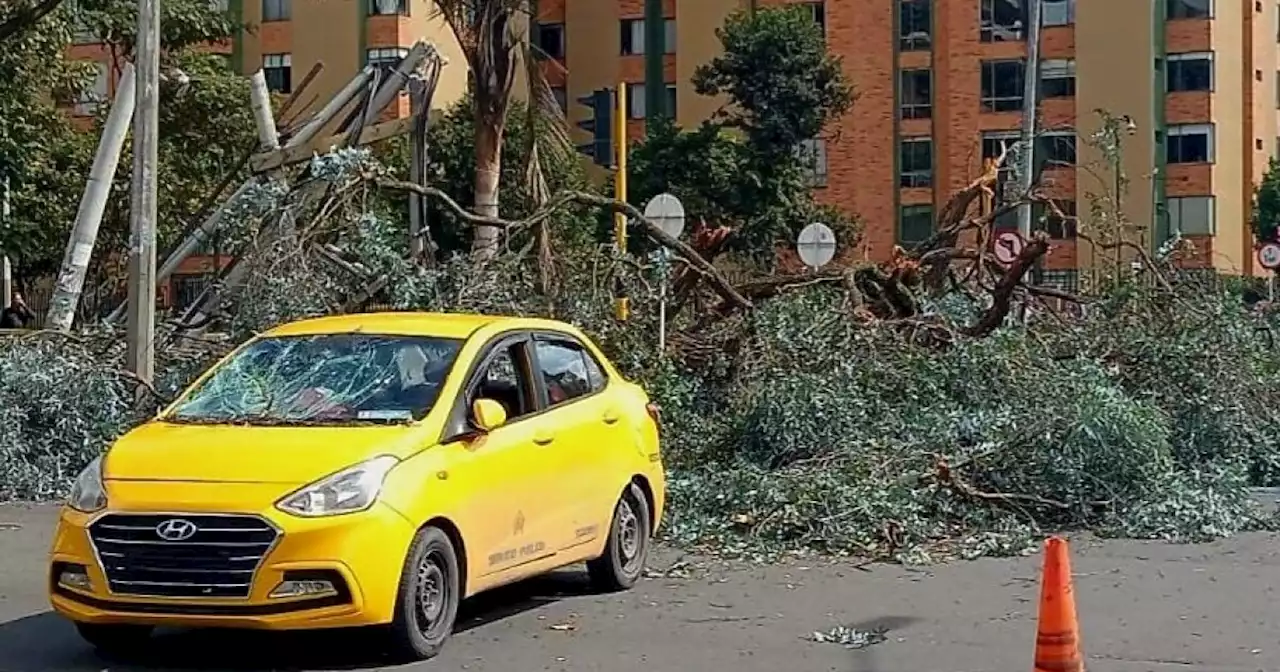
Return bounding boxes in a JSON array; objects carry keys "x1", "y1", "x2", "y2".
[
  {"x1": 993, "y1": 231, "x2": 1024, "y2": 265},
  {"x1": 643, "y1": 193, "x2": 686, "y2": 239},
  {"x1": 796, "y1": 222, "x2": 837, "y2": 269},
  {"x1": 1259, "y1": 243, "x2": 1280, "y2": 270}
]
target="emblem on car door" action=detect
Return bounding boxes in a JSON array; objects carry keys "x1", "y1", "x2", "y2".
[{"x1": 155, "y1": 518, "x2": 199, "y2": 541}]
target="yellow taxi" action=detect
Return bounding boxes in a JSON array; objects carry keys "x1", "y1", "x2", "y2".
[{"x1": 48, "y1": 312, "x2": 665, "y2": 661}]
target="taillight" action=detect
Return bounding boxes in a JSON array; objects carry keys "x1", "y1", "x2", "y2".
[{"x1": 645, "y1": 402, "x2": 661, "y2": 424}]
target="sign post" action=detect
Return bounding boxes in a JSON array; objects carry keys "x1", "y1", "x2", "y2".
[
  {"x1": 644, "y1": 193, "x2": 685, "y2": 352},
  {"x1": 1258, "y1": 243, "x2": 1280, "y2": 303}
]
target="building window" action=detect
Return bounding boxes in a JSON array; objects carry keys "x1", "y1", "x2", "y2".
[
  {"x1": 804, "y1": 2, "x2": 826, "y2": 36},
  {"x1": 1041, "y1": 0, "x2": 1074, "y2": 25},
  {"x1": 73, "y1": 61, "x2": 109, "y2": 116},
  {"x1": 620, "y1": 18, "x2": 676, "y2": 55},
  {"x1": 1040, "y1": 59, "x2": 1075, "y2": 98},
  {"x1": 209, "y1": 0, "x2": 230, "y2": 12},
  {"x1": 1167, "y1": 195, "x2": 1215, "y2": 235},
  {"x1": 625, "y1": 83, "x2": 677, "y2": 119},
  {"x1": 1167, "y1": 0, "x2": 1212, "y2": 19},
  {"x1": 263, "y1": 53, "x2": 292, "y2": 93},
  {"x1": 368, "y1": 0, "x2": 407, "y2": 15},
  {"x1": 900, "y1": 138, "x2": 932, "y2": 188},
  {"x1": 551, "y1": 86, "x2": 567, "y2": 112},
  {"x1": 1039, "y1": 269, "x2": 1079, "y2": 292},
  {"x1": 1032, "y1": 200, "x2": 1077, "y2": 239},
  {"x1": 262, "y1": 0, "x2": 290, "y2": 22},
  {"x1": 1166, "y1": 123, "x2": 1214, "y2": 163},
  {"x1": 900, "y1": 69, "x2": 931, "y2": 119},
  {"x1": 1167, "y1": 52, "x2": 1213, "y2": 91},
  {"x1": 981, "y1": 0, "x2": 1026, "y2": 42},
  {"x1": 981, "y1": 59, "x2": 1025, "y2": 112},
  {"x1": 536, "y1": 22, "x2": 565, "y2": 60},
  {"x1": 899, "y1": 205, "x2": 934, "y2": 246},
  {"x1": 899, "y1": 0, "x2": 931, "y2": 50},
  {"x1": 366, "y1": 47, "x2": 409, "y2": 81},
  {"x1": 1037, "y1": 131, "x2": 1077, "y2": 167},
  {"x1": 796, "y1": 138, "x2": 828, "y2": 187}
]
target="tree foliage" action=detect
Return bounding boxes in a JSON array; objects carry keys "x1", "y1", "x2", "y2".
[
  {"x1": 0, "y1": 0, "x2": 251, "y2": 287},
  {"x1": 390, "y1": 95, "x2": 597, "y2": 258},
  {"x1": 626, "y1": 6, "x2": 855, "y2": 261},
  {"x1": 1253, "y1": 156, "x2": 1280, "y2": 244}
]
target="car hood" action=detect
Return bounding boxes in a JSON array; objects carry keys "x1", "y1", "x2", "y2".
[{"x1": 103, "y1": 420, "x2": 425, "y2": 484}]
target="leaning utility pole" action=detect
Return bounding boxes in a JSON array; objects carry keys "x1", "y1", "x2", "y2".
[
  {"x1": 126, "y1": 0, "x2": 160, "y2": 383},
  {"x1": 643, "y1": 0, "x2": 664, "y2": 124},
  {"x1": 1016, "y1": 0, "x2": 1043, "y2": 238},
  {"x1": 46, "y1": 64, "x2": 137, "y2": 331}
]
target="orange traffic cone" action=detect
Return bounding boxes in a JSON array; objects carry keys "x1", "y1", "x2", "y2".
[{"x1": 1034, "y1": 536, "x2": 1084, "y2": 672}]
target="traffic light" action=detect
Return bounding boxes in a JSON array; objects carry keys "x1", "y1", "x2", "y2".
[{"x1": 575, "y1": 88, "x2": 614, "y2": 167}]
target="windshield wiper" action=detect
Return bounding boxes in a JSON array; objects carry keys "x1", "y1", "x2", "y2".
[{"x1": 163, "y1": 414, "x2": 411, "y2": 427}]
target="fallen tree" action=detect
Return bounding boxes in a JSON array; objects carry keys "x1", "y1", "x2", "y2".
[{"x1": 3, "y1": 139, "x2": 1278, "y2": 564}]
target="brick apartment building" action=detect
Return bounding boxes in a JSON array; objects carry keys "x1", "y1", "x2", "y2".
[
  {"x1": 545, "y1": 0, "x2": 1277, "y2": 285},
  {"x1": 63, "y1": 0, "x2": 1275, "y2": 298}
]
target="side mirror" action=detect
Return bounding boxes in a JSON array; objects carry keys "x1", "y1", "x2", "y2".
[{"x1": 471, "y1": 398, "x2": 508, "y2": 432}]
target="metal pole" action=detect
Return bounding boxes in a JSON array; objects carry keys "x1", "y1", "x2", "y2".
[
  {"x1": 357, "y1": 40, "x2": 433, "y2": 128},
  {"x1": 1, "y1": 256, "x2": 11, "y2": 309},
  {"x1": 1016, "y1": 0, "x2": 1042, "y2": 238},
  {"x1": 658, "y1": 275, "x2": 666, "y2": 351},
  {"x1": 2, "y1": 175, "x2": 11, "y2": 306},
  {"x1": 126, "y1": 0, "x2": 160, "y2": 383},
  {"x1": 408, "y1": 78, "x2": 426, "y2": 261},
  {"x1": 290, "y1": 66, "x2": 376, "y2": 146},
  {"x1": 614, "y1": 82, "x2": 629, "y2": 321},
  {"x1": 46, "y1": 65, "x2": 138, "y2": 332},
  {"x1": 643, "y1": 0, "x2": 664, "y2": 123}
]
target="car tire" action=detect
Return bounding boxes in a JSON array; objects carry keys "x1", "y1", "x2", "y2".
[
  {"x1": 587, "y1": 481, "x2": 652, "y2": 592},
  {"x1": 386, "y1": 525, "x2": 462, "y2": 662},
  {"x1": 75, "y1": 622, "x2": 154, "y2": 657}
]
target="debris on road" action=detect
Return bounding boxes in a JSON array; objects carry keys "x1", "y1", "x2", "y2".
[{"x1": 809, "y1": 624, "x2": 889, "y2": 649}]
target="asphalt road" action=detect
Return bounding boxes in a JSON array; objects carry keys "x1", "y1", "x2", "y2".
[{"x1": 1, "y1": 502, "x2": 1278, "y2": 672}]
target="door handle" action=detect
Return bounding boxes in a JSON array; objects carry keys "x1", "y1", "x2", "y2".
[
  {"x1": 533, "y1": 433, "x2": 554, "y2": 446},
  {"x1": 602, "y1": 410, "x2": 619, "y2": 425}
]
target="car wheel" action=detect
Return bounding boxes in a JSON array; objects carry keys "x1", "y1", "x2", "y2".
[
  {"x1": 75, "y1": 622, "x2": 153, "y2": 657},
  {"x1": 386, "y1": 526, "x2": 461, "y2": 662},
  {"x1": 587, "y1": 482, "x2": 651, "y2": 592}
]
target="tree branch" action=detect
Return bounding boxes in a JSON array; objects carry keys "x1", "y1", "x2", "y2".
[
  {"x1": 377, "y1": 178, "x2": 754, "y2": 311},
  {"x1": 0, "y1": 0, "x2": 65, "y2": 43}
]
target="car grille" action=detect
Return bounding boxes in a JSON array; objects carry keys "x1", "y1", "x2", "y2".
[{"x1": 87, "y1": 513, "x2": 279, "y2": 599}]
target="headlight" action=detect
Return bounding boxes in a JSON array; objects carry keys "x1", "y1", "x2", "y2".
[
  {"x1": 275, "y1": 455, "x2": 400, "y2": 517},
  {"x1": 67, "y1": 456, "x2": 107, "y2": 513}
]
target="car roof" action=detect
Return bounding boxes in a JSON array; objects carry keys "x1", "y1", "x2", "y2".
[{"x1": 262, "y1": 312, "x2": 583, "y2": 341}]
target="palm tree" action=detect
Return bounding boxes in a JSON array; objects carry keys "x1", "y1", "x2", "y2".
[{"x1": 435, "y1": 0, "x2": 569, "y2": 261}]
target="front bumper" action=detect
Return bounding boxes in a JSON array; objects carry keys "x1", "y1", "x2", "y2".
[{"x1": 48, "y1": 498, "x2": 416, "y2": 631}]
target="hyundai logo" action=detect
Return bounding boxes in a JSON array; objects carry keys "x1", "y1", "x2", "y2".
[{"x1": 155, "y1": 518, "x2": 199, "y2": 542}]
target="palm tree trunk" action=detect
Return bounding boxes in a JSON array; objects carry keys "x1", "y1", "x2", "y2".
[{"x1": 471, "y1": 120, "x2": 504, "y2": 260}]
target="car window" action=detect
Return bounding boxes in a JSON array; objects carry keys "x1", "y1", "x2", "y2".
[
  {"x1": 471, "y1": 343, "x2": 534, "y2": 420},
  {"x1": 535, "y1": 340, "x2": 598, "y2": 406},
  {"x1": 166, "y1": 334, "x2": 462, "y2": 424}
]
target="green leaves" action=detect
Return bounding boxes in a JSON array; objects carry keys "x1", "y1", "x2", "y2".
[
  {"x1": 627, "y1": 6, "x2": 856, "y2": 263},
  {"x1": 692, "y1": 5, "x2": 852, "y2": 156},
  {"x1": 0, "y1": 0, "x2": 252, "y2": 281},
  {"x1": 1253, "y1": 156, "x2": 1280, "y2": 244}
]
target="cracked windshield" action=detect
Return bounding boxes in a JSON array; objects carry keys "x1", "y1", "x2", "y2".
[{"x1": 166, "y1": 334, "x2": 462, "y2": 425}]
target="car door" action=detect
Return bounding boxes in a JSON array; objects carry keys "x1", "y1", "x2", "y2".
[
  {"x1": 529, "y1": 333, "x2": 626, "y2": 552},
  {"x1": 448, "y1": 334, "x2": 562, "y2": 579}
]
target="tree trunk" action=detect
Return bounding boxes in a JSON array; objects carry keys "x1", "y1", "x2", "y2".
[{"x1": 471, "y1": 121, "x2": 504, "y2": 260}]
